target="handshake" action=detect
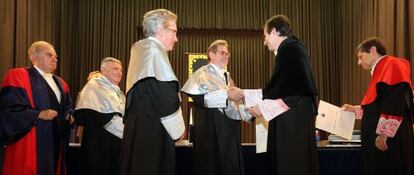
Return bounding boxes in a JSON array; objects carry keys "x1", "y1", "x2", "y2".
[
  {"x1": 227, "y1": 86, "x2": 245, "y2": 102},
  {"x1": 227, "y1": 87, "x2": 261, "y2": 118}
]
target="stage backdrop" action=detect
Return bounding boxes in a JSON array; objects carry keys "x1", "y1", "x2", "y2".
[{"x1": 2, "y1": 0, "x2": 414, "y2": 142}]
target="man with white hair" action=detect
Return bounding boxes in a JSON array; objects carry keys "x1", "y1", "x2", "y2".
[
  {"x1": 0, "y1": 41, "x2": 73, "y2": 175},
  {"x1": 74, "y1": 57, "x2": 125, "y2": 175},
  {"x1": 120, "y1": 9, "x2": 184, "y2": 175}
]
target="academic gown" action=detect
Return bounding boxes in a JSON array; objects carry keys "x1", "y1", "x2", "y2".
[
  {"x1": 263, "y1": 37, "x2": 319, "y2": 175},
  {"x1": 120, "y1": 78, "x2": 180, "y2": 175},
  {"x1": 181, "y1": 64, "x2": 247, "y2": 175},
  {"x1": 74, "y1": 109, "x2": 121, "y2": 175},
  {"x1": 360, "y1": 56, "x2": 414, "y2": 175},
  {"x1": 121, "y1": 37, "x2": 184, "y2": 175},
  {"x1": 0, "y1": 67, "x2": 72, "y2": 175},
  {"x1": 190, "y1": 94, "x2": 244, "y2": 175}
]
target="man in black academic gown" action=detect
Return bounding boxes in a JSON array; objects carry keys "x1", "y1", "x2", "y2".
[
  {"x1": 0, "y1": 41, "x2": 73, "y2": 175},
  {"x1": 342, "y1": 37, "x2": 414, "y2": 175},
  {"x1": 181, "y1": 39, "x2": 249, "y2": 175},
  {"x1": 74, "y1": 57, "x2": 125, "y2": 175},
  {"x1": 120, "y1": 9, "x2": 185, "y2": 175},
  {"x1": 248, "y1": 15, "x2": 319, "y2": 175}
]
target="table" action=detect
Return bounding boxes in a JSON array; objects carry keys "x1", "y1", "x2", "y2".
[{"x1": 67, "y1": 143, "x2": 361, "y2": 175}]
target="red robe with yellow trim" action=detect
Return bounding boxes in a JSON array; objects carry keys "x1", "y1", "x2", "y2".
[
  {"x1": 360, "y1": 56, "x2": 414, "y2": 175},
  {"x1": 0, "y1": 67, "x2": 72, "y2": 175}
]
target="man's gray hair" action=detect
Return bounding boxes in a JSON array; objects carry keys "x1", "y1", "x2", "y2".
[
  {"x1": 142, "y1": 9, "x2": 177, "y2": 37},
  {"x1": 207, "y1": 39, "x2": 228, "y2": 53},
  {"x1": 100, "y1": 57, "x2": 122, "y2": 71},
  {"x1": 28, "y1": 41, "x2": 54, "y2": 56},
  {"x1": 207, "y1": 39, "x2": 228, "y2": 61}
]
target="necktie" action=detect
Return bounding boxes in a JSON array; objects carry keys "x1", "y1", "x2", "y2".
[{"x1": 223, "y1": 72, "x2": 228, "y2": 85}]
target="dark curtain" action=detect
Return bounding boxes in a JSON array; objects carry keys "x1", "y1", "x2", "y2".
[{"x1": 1, "y1": 0, "x2": 413, "y2": 143}]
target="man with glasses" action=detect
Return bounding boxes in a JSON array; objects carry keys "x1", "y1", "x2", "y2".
[
  {"x1": 0, "y1": 41, "x2": 73, "y2": 175},
  {"x1": 182, "y1": 39, "x2": 250, "y2": 175},
  {"x1": 120, "y1": 9, "x2": 185, "y2": 175}
]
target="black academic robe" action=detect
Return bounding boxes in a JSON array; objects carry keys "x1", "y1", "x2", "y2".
[
  {"x1": 263, "y1": 37, "x2": 319, "y2": 175},
  {"x1": 0, "y1": 67, "x2": 72, "y2": 175},
  {"x1": 120, "y1": 77, "x2": 180, "y2": 175},
  {"x1": 190, "y1": 94, "x2": 244, "y2": 175},
  {"x1": 360, "y1": 56, "x2": 414, "y2": 175},
  {"x1": 74, "y1": 109, "x2": 121, "y2": 175}
]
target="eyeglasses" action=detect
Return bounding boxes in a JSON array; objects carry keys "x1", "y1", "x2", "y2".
[
  {"x1": 215, "y1": 51, "x2": 230, "y2": 57},
  {"x1": 164, "y1": 27, "x2": 177, "y2": 34}
]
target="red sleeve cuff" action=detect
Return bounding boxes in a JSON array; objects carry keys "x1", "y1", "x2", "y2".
[
  {"x1": 375, "y1": 114, "x2": 403, "y2": 138},
  {"x1": 355, "y1": 106, "x2": 363, "y2": 119}
]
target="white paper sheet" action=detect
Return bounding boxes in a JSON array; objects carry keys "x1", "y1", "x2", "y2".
[
  {"x1": 255, "y1": 116, "x2": 269, "y2": 153},
  {"x1": 315, "y1": 100, "x2": 355, "y2": 140},
  {"x1": 258, "y1": 99, "x2": 290, "y2": 121},
  {"x1": 244, "y1": 89, "x2": 262, "y2": 108}
]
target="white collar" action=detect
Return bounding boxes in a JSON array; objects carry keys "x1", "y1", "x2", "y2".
[
  {"x1": 148, "y1": 36, "x2": 165, "y2": 49},
  {"x1": 34, "y1": 65, "x2": 61, "y2": 102},
  {"x1": 34, "y1": 65, "x2": 53, "y2": 78},
  {"x1": 370, "y1": 55, "x2": 387, "y2": 76},
  {"x1": 274, "y1": 51, "x2": 278, "y2": 56},
  {"x1": 210, "y1": 63, "x2": 226, "y2": 74},
  {"x1": 98, "y1": 74, "x2": 121, "y2": 92}
]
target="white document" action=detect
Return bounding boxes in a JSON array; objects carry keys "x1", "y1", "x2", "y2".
[
  {"x1": 244, "y1": 89, "x2": 263, "y2": 108},
  {"x1": 258, "y1": 99, "x2": 290, "y2": 122},
  {"x1": 244, "y1": 89, "x2": 289, "y2": 121},
  {"x1": 255, "y1": 117, "x2": 269, "y2": 153},
  {"x1": 315, "y1": 100, "x2": 355, "y2": 140},
  {"x1": 160, "y1": 108, "x2": 185, "y2": 140},
  {"x1": 104, "y1": 115, "x2": 124, "y2": 139}
]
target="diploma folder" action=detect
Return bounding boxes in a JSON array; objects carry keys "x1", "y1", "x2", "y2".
[{"x1": 315, "y1": 100, "x2": 355, "y2": 140}]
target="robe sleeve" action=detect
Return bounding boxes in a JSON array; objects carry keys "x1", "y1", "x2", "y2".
[
  {"x1": 190, "y1": 94, "x2": 206, "y2": 108},
  {"x1": 204, "y1": 90, "x2": 228, "y2": 108},
  {"x1": 145, "y1": 79, "x2": 181, "y2": 118},
  {"x1": 148, "y1": 79, "x2": 185, "y2": 139},
  {"x1": 0, "y1": 86, "x2": 40, "y2": 144},
  {"x1": 191, "y1": 91, "x2": 247, "y2": 121},
  {"x1": 73, "y1": 109, "x2": 113, "y2": 127},
  {"x1": 375, "y1": 82, "x2": 411, "y2": 137}
]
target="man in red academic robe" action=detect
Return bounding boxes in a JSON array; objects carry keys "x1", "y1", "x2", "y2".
[
  {"x1": 0, "y1": 41, "x2": 73, "y2": 175},
  {"x1": 343, "y1": 37, "x2": 414, "y2": 175}
]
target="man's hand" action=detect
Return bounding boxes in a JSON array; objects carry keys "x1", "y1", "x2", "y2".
[
  {"x1": 248, "y1": 105, "x2": 262, "y2": 118},
  {"x1": 228, "y1": 87, "x2": 244, "y2": 102},
  {"x1": 341, "y1": 104, "x2": 357, "y2": 112},
  {"x1": 38, "y1": 109, "x2": 58, "y2": 120},
  {"x1": 375, "y1": 135, "x2": 388, "y2": 151}
]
